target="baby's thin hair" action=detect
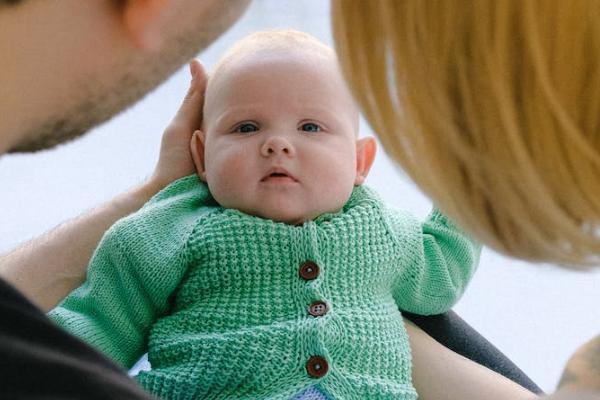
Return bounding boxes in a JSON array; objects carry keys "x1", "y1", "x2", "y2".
[{"x1": 210, "y1": 29, "x2": 335, "y2": 78}]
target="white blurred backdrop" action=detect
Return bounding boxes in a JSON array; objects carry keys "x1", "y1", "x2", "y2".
[{"x1": 1, "y1": 1, "x2": 599, "y2": 393}]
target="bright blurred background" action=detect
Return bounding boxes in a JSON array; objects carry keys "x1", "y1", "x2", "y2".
[{"x1": 1, "y1": 1, "x2": 598, "y2": 393}]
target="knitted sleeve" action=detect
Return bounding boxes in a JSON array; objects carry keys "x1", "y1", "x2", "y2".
[
  {"x1": 388, "y1": 207, "x2": 481, "y2": 315},
  {"x1": 48, "y1": 175, "x2": 212, "y2": 368}
]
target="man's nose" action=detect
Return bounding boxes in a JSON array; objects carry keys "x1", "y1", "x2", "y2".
[{"x1": 261, "y1": 135, "x2": 295, "y2": 157}]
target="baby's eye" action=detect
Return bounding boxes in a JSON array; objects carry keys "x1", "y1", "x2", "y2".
[
  {"x1": 300, "y1": 122, "x2": 321, "y2": 133},
  {"x1": 234, "y1": 123, "x2": 259, "y2": 134}
]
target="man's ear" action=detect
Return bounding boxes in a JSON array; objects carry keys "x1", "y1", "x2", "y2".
[
  {"x1": 354, "y1": 136, "x2": 377, "y2": 185},
  {"x1": 122, "y1": 0, "x2": 172, "y2": 51},
  {"x1": 190, "y1": 130, "x2": 208, "y2": 181}
]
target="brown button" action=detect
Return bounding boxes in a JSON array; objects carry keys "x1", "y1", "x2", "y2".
[
  {"x1": 299, "y1": 261, "x2": 319, "y2": 280},
  {"x1": 306, "y1": 355, "x2": 329, "y2": 378},
  {"x1": 308, "y1": 301, "x2": 328, "y2": 317}
]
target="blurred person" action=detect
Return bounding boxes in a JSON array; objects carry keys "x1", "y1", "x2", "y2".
[
  {"x1": 0, "y1": 1, "x2": 249, "y2": 398},
  {"x1": 331, "y1": 1, "x2": 600, "y2": 399}
]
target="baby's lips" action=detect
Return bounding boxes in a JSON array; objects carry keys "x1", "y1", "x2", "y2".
[{"x1": 261, "y1": 167, "x2": 298, "y2": 182}]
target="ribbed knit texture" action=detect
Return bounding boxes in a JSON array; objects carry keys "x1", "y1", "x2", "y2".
[{"x1": 49, "y1": 175, "x2": 480, "y2": 400}]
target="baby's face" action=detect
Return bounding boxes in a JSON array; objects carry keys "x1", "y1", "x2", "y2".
[{"x1": 198, "y1": 49, "x2": 366, "y2": 225}]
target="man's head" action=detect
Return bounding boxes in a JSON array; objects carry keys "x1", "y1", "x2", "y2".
[
  {"x1": 0, "y1": 0, "x2": 250, "y2": 153},
  {"x1": 191, "y1": 30, "x2": 376, "y2": 225}
]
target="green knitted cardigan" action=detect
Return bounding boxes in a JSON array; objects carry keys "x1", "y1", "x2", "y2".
[{"x1": 49, "y1": 175, "x2": 480, "y2": 400}]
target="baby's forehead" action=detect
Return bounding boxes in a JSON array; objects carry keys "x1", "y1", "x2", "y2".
[{"x1": 203, "y1": 30, "x2": 359, "y2": 131}]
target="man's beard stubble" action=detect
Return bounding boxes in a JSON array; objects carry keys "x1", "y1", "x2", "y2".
[
  {"x1": 7, "y1": 0, "x2": 250, "y2": 154},
  {"x1": 8, "y1": 43, "x2": 189, "y2": 154}
]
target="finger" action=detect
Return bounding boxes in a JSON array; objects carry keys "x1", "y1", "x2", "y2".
[
  {"x1": 189, "y1": 58, "x2": 203, "y2": 80},
  {"x1": 172, "y1": 59, "x2": 208, "y2": 130}
]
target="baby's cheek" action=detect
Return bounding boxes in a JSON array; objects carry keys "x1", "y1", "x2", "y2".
[
  {"x1": 212, "y1": 150, "x2": 252, "y2": 195},
  {"x1": 323, "y1": 156, "x2": 358, "y2": 202},
  {"x1": 220, "y1": 149, "x2": 249, "y2": 179}
]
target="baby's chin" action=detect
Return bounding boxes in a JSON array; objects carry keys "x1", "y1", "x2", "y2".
[
  {"x1": 256, "y1": 210, "x2": 313, "y2": 226},
  {"x1": 220, "y1": 196, "x2": 347, "y2": 226},
  {"x1": 255, "y1": 206, "x2": 343, "y2": 226}
]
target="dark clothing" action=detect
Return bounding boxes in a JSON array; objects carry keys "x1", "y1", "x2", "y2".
[
  {"x1": 0, "y1": 277, "x2": 541, "y2": 399},
  {"x1": 0, "y1": 278, "x2": 154, "y2": 400}
]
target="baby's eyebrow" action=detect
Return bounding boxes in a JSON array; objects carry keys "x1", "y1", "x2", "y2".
[{"x1": 213, "y1": 106, "x2": 262, "y2": 127}]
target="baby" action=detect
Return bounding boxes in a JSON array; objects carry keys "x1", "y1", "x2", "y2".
[{"x1": 49, "y1": 30, "x2": 481, "y2": 399}]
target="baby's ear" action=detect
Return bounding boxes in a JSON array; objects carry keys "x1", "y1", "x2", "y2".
[
  {"x1": 190, "y1": 130, "x2": 208, "y2": 181},
  {"x1": 354, "y1": 136, "x2": 376, "y2": 185}
]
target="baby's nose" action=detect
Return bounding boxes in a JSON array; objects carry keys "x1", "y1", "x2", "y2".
[{"x1": 261, "y1": 136, "x2": 294, "y2": 156}]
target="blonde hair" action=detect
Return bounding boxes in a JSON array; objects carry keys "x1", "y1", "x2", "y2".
[{"x1": 332, "y1": 0, "x2": 600, "y2": 268}]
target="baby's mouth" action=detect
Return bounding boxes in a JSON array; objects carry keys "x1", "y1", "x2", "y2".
[{"x1": 261, "y1": 168, "x2": 298, "y2": 183}]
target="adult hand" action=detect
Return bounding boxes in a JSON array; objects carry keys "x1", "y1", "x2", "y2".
[
  {"x1": 148, "y1": 59, "x2": 208, "y2": 192},
  {"x1": 0, "y1": 60, "x2": 209, "y2": 312},
  {"x1": 557, "y1": 335, "x2": 600, "y2": 393},
  {"x1": 405, "y1": 319, "x2": 537, "y2": 400}
]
